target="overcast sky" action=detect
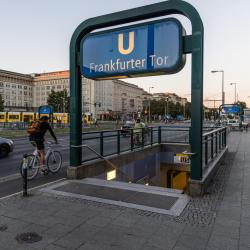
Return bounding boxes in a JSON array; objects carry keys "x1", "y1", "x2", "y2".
[{"x1": 1, "y1": 0, "x2": 250, "y2": 107}]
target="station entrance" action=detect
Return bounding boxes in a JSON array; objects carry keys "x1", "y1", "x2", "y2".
[{"x1": 68, "y1": 0, "x2": 227, "y2": 197}]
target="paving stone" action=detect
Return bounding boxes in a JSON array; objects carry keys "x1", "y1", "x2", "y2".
[
  {"x1": 174, "y1": 234, "x2": 206, "y2": 250},
  {"x1": 85, "y1": 215, "x2": 112, "y2": 227},
  {"x1": 43, "y1": 244, "x2": 68, "y2": 250},
  {"x1": 240, "y1": 235, "x2": 250, "y2": 248},
  {"x1": 207, "y1": 234, "x2": 238, "y2": 250},
  {"x1": 212, "y1": 224, "x2": 240, "y2": 240}
]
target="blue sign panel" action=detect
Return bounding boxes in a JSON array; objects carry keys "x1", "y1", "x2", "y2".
[
  {"x1": 81, "y1": 18, "x2": 185, "y2": 79},
  {"x1": 221, "y1": 105, "x2": 240, "y2": 114},
  {"x1": 39, "y1": 105, "x2": 53, "y2": 114}
]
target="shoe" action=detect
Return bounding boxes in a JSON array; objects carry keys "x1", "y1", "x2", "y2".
[{"x1": 41, "y1": 168, "x2": 49, "y2": 175}]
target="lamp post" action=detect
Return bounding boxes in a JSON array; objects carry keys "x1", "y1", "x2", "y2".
[
  {"x1": 148, "y1": 87, "x2": 154, "y2": 123},
  {"x1": 211, "y1": 70, "x2": 225, "y2": 105},
  {"x1": 230, "y1": 83, "x2": 239, "y2": 103}
]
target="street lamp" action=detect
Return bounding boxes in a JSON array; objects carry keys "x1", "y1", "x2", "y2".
[
  {"x1": 211, "y1": 70, "x2": 225, "y2": 105},
  {"x1": 148, "y1": 87, "x2": 154, "y2": 123},
  {"x1": 230, "y1": 83, "x2": 239, "y2": 103}
]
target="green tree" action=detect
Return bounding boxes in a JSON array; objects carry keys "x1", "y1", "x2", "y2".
[
  {"x1": 47, "y1": 89, "x2": 69, "y2": 112},
  {"x1": 150, "y1": 99, "x2": 191, "y2": 119},
  {"x1": 235, "y1": 101, "x2": 247, "y2": 115},
  {"x1": 0, "y1": 94, "x2": 4, "y2": 112}
]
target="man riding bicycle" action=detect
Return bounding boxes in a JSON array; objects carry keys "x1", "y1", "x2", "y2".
[
  {"x1": 28, "y1": 116, "x2": 57, "y2": 174},
  {"x1": 133, "y1": 118, "x2": 145, "y2": 145}
]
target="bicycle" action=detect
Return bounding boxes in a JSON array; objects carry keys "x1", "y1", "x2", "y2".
[{"x1": 20, "y1": 141, "x2": 62, "y2": 180}]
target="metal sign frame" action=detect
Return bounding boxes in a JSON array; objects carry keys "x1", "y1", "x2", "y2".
[{"x1": 70, "y1": 0, "x2": 204, "y2": 181}]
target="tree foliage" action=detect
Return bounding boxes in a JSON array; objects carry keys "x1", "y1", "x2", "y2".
[
  {"x1": 0, "y1": 94, "x2": 4, "y2": 112},
  {"x1": 236, "y1": 101, "x2": 247, "y2": 114},
  {"x1": 47, "y1": 89, "x2": 69, "y2": 113},
  {"x1": 149, "y1": 99, "x2": 191, "y2": 118}
]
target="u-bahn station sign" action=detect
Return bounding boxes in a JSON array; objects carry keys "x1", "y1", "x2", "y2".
[{"x1": 81, "y1": 18, "x2": 186, "y2": 79}]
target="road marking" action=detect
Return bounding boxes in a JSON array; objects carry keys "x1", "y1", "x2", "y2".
[
  {"x1": 0, "y1": 162, "x2": 69, "y2": 184},
  {"x1": 0, "y1": 173, "x2": 21, "y2": 183},
  {"x1": 0, "y1": 178, "x2": 66, "y2": 201}
]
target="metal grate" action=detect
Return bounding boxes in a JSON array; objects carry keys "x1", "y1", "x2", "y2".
[
  {"x1": 15, "y1": 232, "x2": 42, "y2": 244},
  {"x1": 55, "y1": 182, "x2": 178, "y2": 210}
]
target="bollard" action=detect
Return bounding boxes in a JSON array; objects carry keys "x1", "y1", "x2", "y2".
[{"x1": 22, "y1": 154, "x2": 28, "y2": 197}]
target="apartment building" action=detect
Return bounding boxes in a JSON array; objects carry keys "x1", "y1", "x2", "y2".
[
  {"x1": 0, "y1": 69, "x2": 145, "y2": 119},
  {"x1": 0, "y1": 69, "x2": 33, "y2": 111},
  {"x1": 152, "y1": 92, "x2": 188, "y2": 106}
]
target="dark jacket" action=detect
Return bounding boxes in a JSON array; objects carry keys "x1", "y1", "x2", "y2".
[{"x1": 30, "y1": 122, "x2": 57, "y2": 142}]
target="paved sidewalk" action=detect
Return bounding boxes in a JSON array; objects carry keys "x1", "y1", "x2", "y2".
[{"x1": 0, "y1": 131, "x2": 249, "y2": 250}]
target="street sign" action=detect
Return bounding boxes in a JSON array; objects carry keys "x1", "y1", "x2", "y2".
[
  {"x1": 220, "y1": 104, "x2": 240, "y2": 114},
  {"x1": 81, "y1": 18, "x2": 186, "y2": 79},
  {"x1": 38, "y1": 105, "x2": 53, "y2": 114}
]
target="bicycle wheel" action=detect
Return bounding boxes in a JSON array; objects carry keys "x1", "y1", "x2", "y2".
[
  {"x1": 47, "y1": 151, "x2": 62, "y2": 173},
  {"x1": 20, "y1": 154, "x2": 39, "y2": 180}
]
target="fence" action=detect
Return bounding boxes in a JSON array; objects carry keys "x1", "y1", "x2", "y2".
[
  {"x1": 202, "y1": 127, "x2": 227, "y2": 169},
  {"x1": 81, "y1": 125, "x2": 221, "y2": 163}
]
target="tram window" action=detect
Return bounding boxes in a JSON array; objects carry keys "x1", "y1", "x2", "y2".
[
  {"x1": 0, "y1": 115, "x2": 4, "y2": 119},
  {"x1": 9, "y1": 115, "x2": 19, "y2": 119}
]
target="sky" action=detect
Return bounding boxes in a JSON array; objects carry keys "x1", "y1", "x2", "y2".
[{"x1": 0, "y1": 0, "x2": 250, "y2": 107}]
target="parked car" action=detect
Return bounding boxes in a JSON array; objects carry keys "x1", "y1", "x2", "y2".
[
  {"x1": 0, "y1": 137, "x2": 14, "y2": 158},
  {"x1": 120, "y1": 121, "x2": 135, "y2": 137}
]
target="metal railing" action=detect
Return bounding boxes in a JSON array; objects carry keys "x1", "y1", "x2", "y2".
[
  {"x1": 202, "y1": 127, "x2": 227, "y2": 169},
  {"x1": 81, "y1": 126, "x2": 218, "y2": 163}
]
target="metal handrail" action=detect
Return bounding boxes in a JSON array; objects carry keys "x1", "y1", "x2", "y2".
[{"x1": 71, "y1": 144, "x2": 133, "y2": 182}]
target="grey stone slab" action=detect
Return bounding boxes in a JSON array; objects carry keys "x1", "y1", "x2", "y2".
[
  {"x1": 240, "y1": 224, "x2": 250, "y2": 236},
  {"x1": 147, "y1": 234, "x2": 178, "y2": 250},
  {"x1": 207, "y1": 234, "x2": 238, "y2": 250},
  {"x1": 212, "y1": 224, "x2": 240, "y2": 240},
  {"x1": 113, "y1": 233, "x2": 146, "y2": 250},
  {"x1": 240, "y1": 235, "x2": 250, "y2": 248},
  {"x1": 78, "y1": 240, "x2": 128, "y2": 250},
  {"x1": 111, "y1": 213, "x2": 139, "y2": 228},
  {"x1": 215, "y1": 217, "x2": 241, "y2": 228},
  {"x1": 141, "y1": 243, "x2": 167, "y2": 250},
  {"x1": 153, "y1": 223, "x2": 184, "y2": 238},
  {"x1": 43, "y1": 244, "x2": 68, "y2": 250},
  {"x1": 43, "y1": 223, "x2": 75, "y2": 238},
  {"x1": 53, "y1": 224, "x2": 100, "y2": 250},
  {"x1": 174, "y1": 234, "x2": 206, "y2": 250},
  {"x1": 85, "y1": 215, "x2": 112, "y2": 227},
  {"x1": 182, "y1": 225, "x2": 212, "y2": 240}
]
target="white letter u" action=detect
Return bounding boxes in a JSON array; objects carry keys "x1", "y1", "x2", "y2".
[{"x1": 118, "y1": 32, "x2": 134, "y2": 55}]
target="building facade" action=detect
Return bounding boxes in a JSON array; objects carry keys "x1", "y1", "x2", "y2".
[
  {"x1": 0, "y1": 69, "x2": 145, "y2": 119},
  {"x1": 0, "y1": 70, "x2": 33, "y2": 111},
  {"x1": 152, "y1": 92, "x2": 188, "y2": 106}
]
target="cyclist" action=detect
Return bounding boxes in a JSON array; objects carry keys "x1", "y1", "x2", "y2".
[
  {"x1": 133, "y1": 118, "x2": 145, "y2": 145},
  {"x1": 29, "y1": 116, "x2": 57, "y2": 174}
]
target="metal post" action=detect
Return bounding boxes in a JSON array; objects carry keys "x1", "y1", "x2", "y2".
[
  {"x1": 205, "y1": 136, "x2": 208, "y2": 165},
  {"x1": 149, "y1": 87, "x2": 154, "y2": 123},
  {"x1": 215, "y1": 132, "x2": 218, "y2": 154},
  {"x1": 158, "y1": 126, "x2": 161, "y2": 144},
  {"x1": 22, "y1": 154, "x2": 28, "y2": 197},
  {"x1": 151, "y1": 127, "x2": 153, "y2": 145},
  {"x1": 130, "y1": 129, "x2": 134, "y2": 151},
  {"x1": 211, "y1": 134, "x2": 214, "y2": 159},
  {"x1": 100, "y1": 131, "x2": 104, "y2": 156},
  {"x1": 117, "y1": 130, "x2": 120, "y2": 154}
]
